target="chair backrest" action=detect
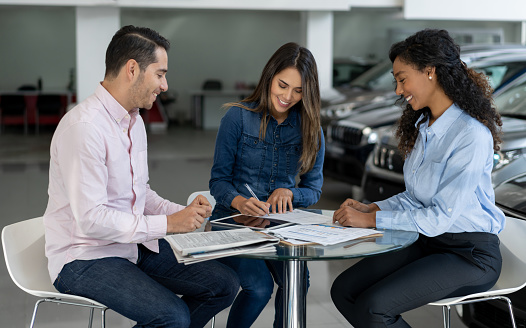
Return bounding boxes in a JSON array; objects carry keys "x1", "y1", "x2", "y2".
[
  {"x1": 492, "y1": 216, "x2": 526, "y2": 292},
  {"x1": 36, "y1": 94, "x2": 64, "y2": 115},
  {"x1": 2, "y1": 217, "x2": 58, "y2": 297},
  {"x1": 187, "y1": 190, "x2": 216, "y2": 209},
  {"x1": 0, "y1": 94, "x2": 26, "y2": 114}
]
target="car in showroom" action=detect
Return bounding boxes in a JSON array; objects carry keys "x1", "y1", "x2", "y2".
[
  {"x1": 332, "y1": 56, "x2": 377, "y2": 87},
  {"x1": 323, "y1": 52, "x2": 526, "y2": 192},
  {"x1": 361, "y1": 64, "x2": 526, "y2": 202},
  {"x1": 321, "y1": 44, "x2": 526, "y2": 130},
  {"x1": 458, "y1": 172, "x2": 526, "y2": 328}
]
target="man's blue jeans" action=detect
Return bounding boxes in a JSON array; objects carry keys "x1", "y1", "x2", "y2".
[{"x1": 53, "y1": 239, "x2": 240, "y2": 328}]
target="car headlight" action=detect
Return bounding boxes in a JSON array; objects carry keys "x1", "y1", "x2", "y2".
[
  {"x1": 363, "y1": 127, "x2": 378, "y2": 144},
  {"x1": 493, "y1": 149, "x2": 523, "y2": 171}
]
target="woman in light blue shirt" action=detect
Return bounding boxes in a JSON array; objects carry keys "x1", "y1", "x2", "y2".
[
  {"x1": 209, "y1": 42, "x2": 324, "y2": 328},
  {"x1": 330, "y1": 29, "x2": 505, "y2": 328}
]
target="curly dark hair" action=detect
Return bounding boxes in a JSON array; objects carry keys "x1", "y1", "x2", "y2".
[{"x1": 389, "y1": 29, "x2": 502, "y2": 158}]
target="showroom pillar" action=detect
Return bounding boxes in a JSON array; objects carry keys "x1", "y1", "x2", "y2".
[
  {"x1": 76, "y1": 6, "x2": 120, "y2": 103},
  {"x1": 301, "y1": 11, "x2": 336, "y2": 99}
]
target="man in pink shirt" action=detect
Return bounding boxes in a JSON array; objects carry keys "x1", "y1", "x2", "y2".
[{"x1": 43, "y1": 25, "x2": 239, "y2": 328}]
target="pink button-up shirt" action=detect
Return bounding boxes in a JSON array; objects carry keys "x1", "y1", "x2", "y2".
[{"x1": 44, "y1": 84, "x2": 184, "y2": 282}]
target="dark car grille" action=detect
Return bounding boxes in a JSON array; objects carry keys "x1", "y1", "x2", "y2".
[
  {"x1": 329, "y1": 125, "x2": 363, "y2": 145},
  {"x1": 372, "y1": 143, "x2": 404, "y2": 173},
  {"x1": 465, "y1": 301, "x2": 526, "y2": 328}
]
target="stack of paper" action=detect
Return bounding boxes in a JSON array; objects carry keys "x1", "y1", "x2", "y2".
[
  {"x1": 165, "y1": 228, "x2": 280, "y2": 264},
  {"x1": 269, "y1": 224, "x2": 382, "y2": 246}
]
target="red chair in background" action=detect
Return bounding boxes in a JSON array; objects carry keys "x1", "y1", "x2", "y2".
[
  {"x1": 35, "y1": 94, "x2": 66, "y2": 134},
  {"x1": 0, "y1": 94, "x2": 28, "y2": 134}
]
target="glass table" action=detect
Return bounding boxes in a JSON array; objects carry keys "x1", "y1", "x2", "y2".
[{"x1": 230, "y1": 210, "x2": 419, "y2": 328}]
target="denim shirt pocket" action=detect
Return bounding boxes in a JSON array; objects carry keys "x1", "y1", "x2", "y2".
[
  {"x1": 286, "y1": 144, "x2": 302, "y2": 175},
  {"x1": 240, "y1": 134, "x2": 266, "y2": 178}
]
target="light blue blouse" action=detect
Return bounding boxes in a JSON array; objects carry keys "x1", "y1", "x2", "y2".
[{"x1": 375, "y1": 103, "x2": 505, "y2": 236}]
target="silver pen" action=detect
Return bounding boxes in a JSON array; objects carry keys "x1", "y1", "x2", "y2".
[{"x1": 244, "y1": 183, "x2": 259, "y2": 201}]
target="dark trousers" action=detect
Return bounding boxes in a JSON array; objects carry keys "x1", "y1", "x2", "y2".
[
  {"x1": 54, "y1": 239, "x2": 240, "y2": 328},
  {"x1": 330, "y1": 232, "x2": 502, "y2": 328}
]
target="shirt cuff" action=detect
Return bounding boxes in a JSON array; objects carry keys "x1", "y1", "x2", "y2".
[
  {"x1": 375, "y1": 210, "x2": 393, "y2": 230},
  {"x1": 146, "y1": 214, "x2": 168, "y2": 240},
  {"x1": 375, "y1": 199, "x2": 394, "y2": 211},
  {"x1": 290, "y1": 188, "x2": 303, "y2": 207}
]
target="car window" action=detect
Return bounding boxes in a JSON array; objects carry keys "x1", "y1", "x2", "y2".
[
  {"x1": 494, "y1": 76, "x2": 526, "y2": 115},
  {"x1": 349, "y1": 60, "x2": 393, "y2": 91},
  {"x1": 474, "y1": 62, "x2": 526, "y2": 90}
]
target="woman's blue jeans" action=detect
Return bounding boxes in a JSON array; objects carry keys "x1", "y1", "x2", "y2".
[{"x1": 53, "y1": 239, "x2": 240, "y2": 328}]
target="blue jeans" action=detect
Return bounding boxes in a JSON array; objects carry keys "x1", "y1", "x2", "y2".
[
  {"x1": 331, "y1": 232, "x2": 501, "y2": 328},
  {"x1": 217, "y1": 257, "x2": 309, "y2": 328},
  {"x1": 53, "y1": 239, "x2": 240, "y2": 328}
]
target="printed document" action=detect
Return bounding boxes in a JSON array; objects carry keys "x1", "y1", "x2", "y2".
[
  {"x1": 259, "y1": 209, "x2": 330, "y2": 225},
  {"x1": 269, "y1": 224, "x2": 382, "y2": 246}
]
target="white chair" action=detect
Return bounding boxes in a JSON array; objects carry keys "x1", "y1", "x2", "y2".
[
  {"x1": 187, "y1": 190, "x2": 216, "y2": 209},
  {"x1": 428, "y1": 216, "x2": 526, "y2": 328},
  {"x1": 187, "y1": 190, "x2": 218, "y2": 328},
  {"x1": 2, "y1": 217, "x2": 108, "y2": 328}
]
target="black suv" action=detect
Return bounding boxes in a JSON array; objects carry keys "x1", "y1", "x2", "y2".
[
  {"x1": 323, "y1": 52, "x2": 526, "y2": 192},
  {"x1": 459, "y1": 172, "x2": 526, "y2": 328},
  {"x1": 362, "y1": 68, "x2": 526, "y2": 202}
]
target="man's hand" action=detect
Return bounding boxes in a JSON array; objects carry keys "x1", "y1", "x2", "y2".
[{"x1": 166, "y1": 195, "x2": 212, "y2": 233}]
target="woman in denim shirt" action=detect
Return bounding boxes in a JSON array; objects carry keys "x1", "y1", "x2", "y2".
[
  {"x1": 209, "y1": 42, "x2": 324, "y2": 328},
  {"x1": 330, "y1": 29, "x2": 504, "y2": 328}
]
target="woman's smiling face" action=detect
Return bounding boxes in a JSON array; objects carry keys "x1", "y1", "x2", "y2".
[
  {"x1": 392, "y1": 57, "x2": 434, "y2": 111},
  {"x1": 269, "y1": 67, "x2": 303, "y2": 122}
]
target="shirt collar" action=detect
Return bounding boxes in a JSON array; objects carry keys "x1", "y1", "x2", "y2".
[
  {"x1": 264, "y1": 105, "x2": 299, "y2": 127},
  {"x1": 95, "y1": 83, "x2": 139, "y2": 125},
  {"x1": 416, "y1": 103, "x2": 463, "y2": 139}
]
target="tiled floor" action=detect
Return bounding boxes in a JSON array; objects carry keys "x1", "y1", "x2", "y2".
[{"x1": 0, "y1": 125, "x2": 466, "y2": 327}]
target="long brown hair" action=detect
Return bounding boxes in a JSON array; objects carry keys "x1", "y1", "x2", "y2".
[
  {"x1": 225, "y1": 42, "x2": 321, "y2": 174},
  {"x1": 389, "y1": 29, "x2": 502, "y2": 158}
]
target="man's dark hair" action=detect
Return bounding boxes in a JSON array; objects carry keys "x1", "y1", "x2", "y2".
[{"x1": 105, "y1": 25, "x2": 170, "y2": 79}]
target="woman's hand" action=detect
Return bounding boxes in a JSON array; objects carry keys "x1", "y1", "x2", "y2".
[
  {"x1": 267, "y1": 188, "x2": 294, "y2": 214},
  {"x1": 339, "y1": 198, "x2": 376, "y2": 213},
  {"x1": 231, "y1": 196, "x2": 270, "y2": 216},
  {"x1": 333, "y1": 206, "x2": 376, "y2": 228},
  {"x1": 332, "y1": 198, "x2": 379, "y2": 228}
]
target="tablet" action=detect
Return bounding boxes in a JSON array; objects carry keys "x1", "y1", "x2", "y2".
[{"x1": 211, "y1": 213, "x2": 295, "y2": 231}]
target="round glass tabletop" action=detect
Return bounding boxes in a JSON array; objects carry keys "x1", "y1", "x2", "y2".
[{"x1": 212, "y1": 209, "x2": 419, "y2": 261}]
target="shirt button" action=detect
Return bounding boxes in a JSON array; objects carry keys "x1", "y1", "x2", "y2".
[
  {"x1": 448, "y1": 208, "x2": 452, "y2": 212},
  {"x1": 271, "y1": 180, "x2": 274, "y2": 182},
  {"x1": 123, "y1": 128, "x2": 127, "y2": 133},
  {"x1": 276, "y1": 135, "x2": 279, "y2": 138}
]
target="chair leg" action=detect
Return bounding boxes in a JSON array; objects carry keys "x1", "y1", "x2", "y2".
[
  {"x1": 102, "y1": 308, "x2": 107, "y2": 328},
  {"x1": 503, "y1": 297, "x2": 517, "y2": 328},
  {"x1": 30, "y1": 299, "x2": 45, "y2": 328},
  {"x1": 441, "y1": 305, "x2": 451, "y2": 328},
  {"x1": 88, "y1": 307, "x2": 94, "y2": 328}
]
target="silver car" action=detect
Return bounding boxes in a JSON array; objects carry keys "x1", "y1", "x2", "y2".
[{"x1": 362, "y1": 69, "x2": 526, "y2": 202}]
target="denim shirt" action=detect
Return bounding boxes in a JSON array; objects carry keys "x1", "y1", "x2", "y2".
[
  {"x1": 209, "y1": 103, "x2": 325, "y2": 217},
  {"x1": 375, "y1": 103, "x2": 505, "y2": 236}
]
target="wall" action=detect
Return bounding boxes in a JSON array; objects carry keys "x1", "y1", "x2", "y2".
[
  {"x1": 0, "y1": 6, "x2": 75, "y2": 92},
  {"x1": 0, "y1": 6, "x2": 522, "y2": 120}
]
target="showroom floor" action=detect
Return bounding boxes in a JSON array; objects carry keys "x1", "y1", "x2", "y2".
[{"x1": 0, "y1": 124, "x2": 466, "y2": 327}]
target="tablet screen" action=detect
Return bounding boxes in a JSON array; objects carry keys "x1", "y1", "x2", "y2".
[{"x1": 211, "y1": 214, "x2": 294, "y2": 231}]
